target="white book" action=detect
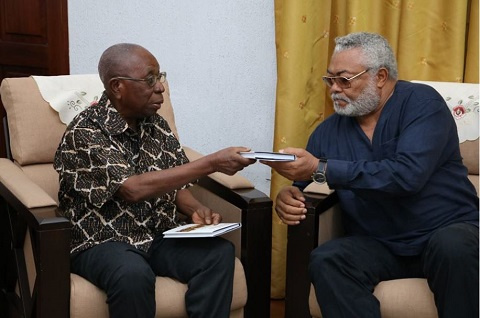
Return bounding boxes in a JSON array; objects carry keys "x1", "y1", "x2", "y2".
[
  {"x1": 240, "y1": 151, "x2": 296, "y2": 162},
  {"x1": 163, "y1": 223, "x2": 241, "y2": 238}
]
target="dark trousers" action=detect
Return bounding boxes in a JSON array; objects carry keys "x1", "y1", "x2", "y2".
[
  {"x1": 71, "y1": 235, "x2": 235, "y2": 318},
  {"x1": 309, "y1": 223, "x2": 479, "y2": 318}
]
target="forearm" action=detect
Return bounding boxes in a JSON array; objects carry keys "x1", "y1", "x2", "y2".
[
  {"x1": 117, "y1": 156, "x2": 215, "y2": 202},
  {"x1": 326, "y1": 146, "x2": 448, "y2": 195},
  {"x1": 174, "y1": 189, "x2": 203, "y2": 218},
  {"x1": 116, "y1": 146, "x2": 252, "y2": 203}
]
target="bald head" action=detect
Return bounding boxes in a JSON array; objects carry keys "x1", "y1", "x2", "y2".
[{"x1": 98, "y1": 43, "x2": 151, "y2": 88}]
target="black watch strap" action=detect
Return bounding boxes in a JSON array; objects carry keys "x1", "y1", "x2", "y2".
[{"x1": 312, "y1": 158, "x2": 327, "y2": 184}]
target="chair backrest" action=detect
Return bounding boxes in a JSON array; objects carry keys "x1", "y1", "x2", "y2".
[
  {"x1": 412, "y1": 81, "x2": 479, "y2": 192},
  {"x1": 0, "y1": 75, "x2": 180, "y2": 201}
]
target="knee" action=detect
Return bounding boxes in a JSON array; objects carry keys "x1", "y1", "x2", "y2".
[
  {"x1": 105, "y1": 260, "x2": 156, "y2": 316},
  {"x1": 109, "y1": 261, "x2": 156, "y2": 293},
  {"x1": 308, "y1": 245, "x2": 338, "y2": 279},
  {"x1": 211, "y1": 239, "x2": 235, "y2": 265},
  {"x1": 209, "y1": 237, "x2": 234, "y2": 255},
  {"x1": 194, "y1": 239, "x2": 235, "y2": 277},
  {"x1": 425, "y1": 223, "x2": 479, "y2": 266}
]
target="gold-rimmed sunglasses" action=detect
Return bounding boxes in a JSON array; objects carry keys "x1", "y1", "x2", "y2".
[
  {"x1": 113, "y1": 72, "x2": 167, "y2": 88},
  {"x1": 322, "y1": 69, "x2": 369, "y2": 89}
]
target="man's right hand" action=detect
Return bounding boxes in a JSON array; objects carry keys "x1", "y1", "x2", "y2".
[
  {"x1": 209, "y1": 147, "x2": 255, "y2": 175},
  {"x1": 261, "y1": 147, "x2": 319, "y2": 181},
  {"x1": 275, "y1": 186, "x2": 307, "y2": 225}
]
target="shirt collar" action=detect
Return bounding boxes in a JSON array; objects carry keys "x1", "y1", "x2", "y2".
[{"x1": 97, "y1": 92, "x2": 156, "y2": 135}]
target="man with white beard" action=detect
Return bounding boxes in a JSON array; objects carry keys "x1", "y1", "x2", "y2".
[{"x1": 263, "y1": 32, "x2": 479, "y2": 318}]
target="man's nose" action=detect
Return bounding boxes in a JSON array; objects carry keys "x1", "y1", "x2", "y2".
[
  {"x1": 329, "y1": 81, "x2": 343, "y2": 93},
  {"x1": 154, "y1": 81, "x2": 165, "y2": 93}
]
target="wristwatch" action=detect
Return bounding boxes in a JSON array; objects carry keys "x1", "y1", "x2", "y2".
[{"x1": 312, "y1": 158, "x2": 328, "y2": 184}]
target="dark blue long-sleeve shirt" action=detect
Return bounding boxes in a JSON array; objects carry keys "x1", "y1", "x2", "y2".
[{"x1": 295, "y1": 80, "x2": 479, "y2": 256}]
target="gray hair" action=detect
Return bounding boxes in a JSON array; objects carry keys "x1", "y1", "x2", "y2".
[
  {"x1": 334, "y1": 32, "x2": 398, "y2": 80},
  {"x1": 98, "y1": 43, "x2": 144, "y2": 87}
]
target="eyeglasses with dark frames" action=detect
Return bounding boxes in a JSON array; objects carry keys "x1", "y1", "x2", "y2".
[
  {"x1": 322, "y1": 69, "x2": 369, "y2": 89},
  {"x1": 113, "y1": 72, "x2": 167, "y2": 88}
]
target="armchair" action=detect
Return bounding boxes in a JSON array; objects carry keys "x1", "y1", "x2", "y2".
[
  {"x1": 0, "y1": 75, "x2": 272, "y2": 318},
  {"x1": 284, "y1": 81, "x2": 479, "y2": 318}
]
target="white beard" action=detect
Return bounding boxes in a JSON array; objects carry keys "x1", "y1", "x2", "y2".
[{"x1": 332, "y1": 79, "x2": 380, "y2": 117}]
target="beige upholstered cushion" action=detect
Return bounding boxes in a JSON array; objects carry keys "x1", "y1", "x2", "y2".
[
  {"x1": 304, "y1": 182, "x2": 334, "y2": 195},
  {"x1": 459, "y1": 139, "x2": 478, "y2": 192},
  {"x1": 19, "y1": 163, "x2": 60, "y2": 204},
  {"x1": 460, "y1": 139, "x2": 479, "y2": 175},
  {"x1": 0, "y1": 158, "x2": 57, "y2": 208},
  {"x1": 468, "y1": 175, "x2": 479, "y2": 194},
  {"x1": 309, "y1": 278, "x2": 437, "y2": 318},
  {"x1": 70, "y1": 258, "x2": 247, "y2": 318},
  {"x1": 0, "y1": 77, "x2": 66, "y2": 166},
  {"x1": 373, "y1": 279, "x2": 437, "y2": 318},
  {"x1": 156, "y1": 80, "x2": 179, "y2": 140}
]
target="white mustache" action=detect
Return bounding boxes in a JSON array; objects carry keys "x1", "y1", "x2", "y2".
[{"x1": 331, "y1": 94, "x2": 350, "y2": 103}]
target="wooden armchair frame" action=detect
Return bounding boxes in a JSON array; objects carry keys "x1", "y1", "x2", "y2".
[{"x1": 1, "y1": 170, "x2": 273, "y2": 318}]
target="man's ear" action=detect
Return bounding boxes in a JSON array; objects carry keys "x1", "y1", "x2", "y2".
[
  {"x1": 376, "y1": 68, "x2": 389, "y2": 88},
  {"x1": 109, "y1": 78, "x2": 123, "y2": 99}
]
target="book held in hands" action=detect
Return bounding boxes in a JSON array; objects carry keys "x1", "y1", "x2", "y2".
[
  {"x1": 163, "y1": 223, "x2": 242, "y2": 238},
  {"x1": 240, "y1": 151, "x2": 296, "y2": 161}
]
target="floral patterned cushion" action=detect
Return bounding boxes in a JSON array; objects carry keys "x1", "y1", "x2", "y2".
[{"x1": 412, "y1": 80, "x2": 479, "y2": 143}]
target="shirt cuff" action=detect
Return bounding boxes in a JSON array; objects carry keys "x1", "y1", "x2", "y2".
[{"x1": 325, "y1": 159, "x2": 350, "y2": 186}]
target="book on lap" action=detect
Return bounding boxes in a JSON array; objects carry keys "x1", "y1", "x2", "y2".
[{"x1": 163, "y1": 223, "x2": 241, "y2": 238}]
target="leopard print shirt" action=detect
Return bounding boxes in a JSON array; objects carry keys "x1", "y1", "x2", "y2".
[{"x1": 54, "y1": 92, "x2": 190, "y2": 253}]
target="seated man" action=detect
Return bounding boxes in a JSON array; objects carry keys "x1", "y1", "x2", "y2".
[
  {"x1": 264, "y1": 32, "x2": 479, "y2": 318},
  {"x1": 54, "y1": 43, "x2": 255, "y2": 318}
]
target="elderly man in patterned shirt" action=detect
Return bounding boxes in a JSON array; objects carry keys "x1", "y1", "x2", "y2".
[{"x1": 54, "y1": 43, "x2": 255, "y2": 318}]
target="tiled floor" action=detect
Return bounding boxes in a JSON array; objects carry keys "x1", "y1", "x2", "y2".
[{"x1": 270, "y1": 299, "x2": 285, "y2": 318}]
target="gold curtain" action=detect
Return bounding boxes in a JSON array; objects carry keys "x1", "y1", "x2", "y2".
[{"x1": 271, "y1": 0, "x2": 479, "y2": 298}]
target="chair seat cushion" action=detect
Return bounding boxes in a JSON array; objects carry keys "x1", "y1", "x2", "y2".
[
  {"x1": 373, "y1": 279, "x2": 437, "y2": 318},
  {"x1": 70, "y1": 257, "x2": 247, "y2": 318},
  {"x1": 309, "y1": 278, "x2": 437, "y2": 318},
  {"x1": 468, "y1": 174, "x2": 479, "y2": 193}
]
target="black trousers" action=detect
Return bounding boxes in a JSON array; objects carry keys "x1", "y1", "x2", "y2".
[
  {"x1": 71, "y1": 235, "x2": 235, "y2": 318},
  {"x1": 309, "y1": 222, "x2": 479, "y2": 318}
]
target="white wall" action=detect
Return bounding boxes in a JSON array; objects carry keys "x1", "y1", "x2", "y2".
[{"x1": 68, "y1": 0, "x2": 277, "y2": 195}]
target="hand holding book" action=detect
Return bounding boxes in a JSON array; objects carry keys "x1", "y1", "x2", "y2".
[{"x1": 259, "y1": 147, "x2": 319, "y2": 181}]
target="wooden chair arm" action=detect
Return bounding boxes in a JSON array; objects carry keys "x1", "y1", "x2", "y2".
[
  {"x1": 285, "y1": 191, "x2": 340, "y2": 318},
  {"x1": 0, "y1": 183, "x2": 71, "y2": 318}
]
